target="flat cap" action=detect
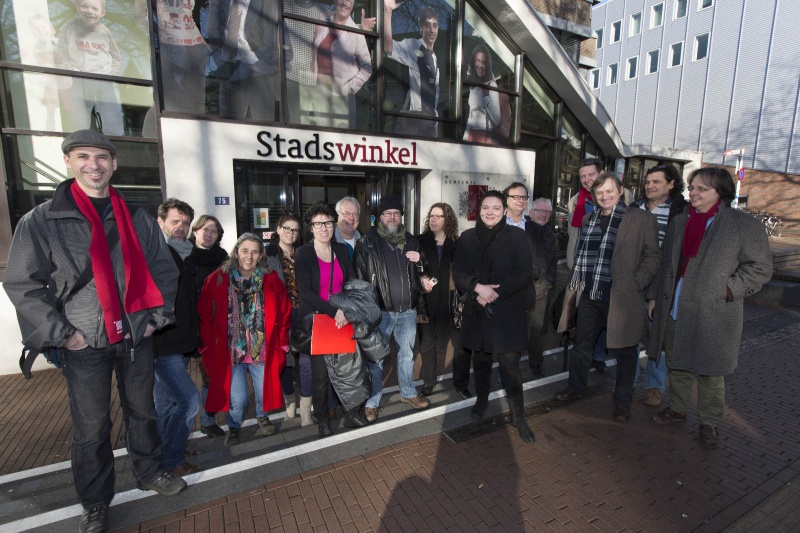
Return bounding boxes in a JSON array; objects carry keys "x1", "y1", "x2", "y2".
[{"x1": 61, "y1": 129, "x2": 117, "y2": 156}]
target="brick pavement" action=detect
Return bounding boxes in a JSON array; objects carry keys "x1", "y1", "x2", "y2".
[{"x1": 108, "y1": 316, "x2": 800, "y2": 532}]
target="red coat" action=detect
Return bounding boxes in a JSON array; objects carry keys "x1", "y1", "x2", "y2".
[{"x1": 198, "y1": 268, "x2": 291, "y2": 413}]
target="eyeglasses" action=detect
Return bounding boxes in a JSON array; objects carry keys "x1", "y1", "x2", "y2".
[
  {"x1": 428, "y1": 214, "x2": 444, "y2": 220},
  {"x1": 687, "y1": 185, "x2": 714, "y2": 193},
  {"x1": 310, "y1": 221, "x2": 335, "y2": 229},
  {"x1": 506, "y1": 194, "x2": 529, "y2": 201},
  {"x1": 382, "y1": 210, "x2": 402, "y2": 218},
  {"x1": 339, "y1": 211, "x2": 359, "y2": 218},
  {"x1": 532, "y1": 209, "x2": 552, "y2": 215},
  {"x1": 280, "y1": 226, "x2": 300, "y2": 234}
]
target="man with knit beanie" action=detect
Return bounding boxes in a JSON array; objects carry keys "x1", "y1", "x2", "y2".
[
  {"x1": 5, "y1": 130, "x2": 186, "y2": 533},
  {"x1": 354, "y1": 195, "x2": 435, "y2": 422}
]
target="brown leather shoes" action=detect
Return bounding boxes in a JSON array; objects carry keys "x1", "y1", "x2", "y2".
[
  {"x1": 642, "y1": 388, "x2": 663, "y2": 407},
  {"x1": 555, "y1": 388, "x2": 581, "y2": 402},
  {"x1": 651, "y1": 407, "x2": 687, "y2": 425},
  {"x1": 168, "y1": 461, "x2": 202, "y2": 476},
  {"x1": 364, "y1": 407, "x2": 379, "y2": 423},
  {"x1": 699, "y1": 425, "x2": 719, "y2": 448},
  {"x1": 613, "y1": 404, "x2": 631, "y2": 422}
]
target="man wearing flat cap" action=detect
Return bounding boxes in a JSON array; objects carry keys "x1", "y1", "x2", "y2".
[
  {"x1": 354, "y1": 195, "x2": 435, "y2": 423},
  {"x1": 4, "y1": 130, "x2": 185, "y2": 533}
]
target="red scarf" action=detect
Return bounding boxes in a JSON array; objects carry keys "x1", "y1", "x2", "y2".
[
  {"x1": 680, "y1": 200, "x2": 721, "y2": 277},
  {"x1": 70, "y1": 181, "x2": 164, "y2": 344},
  {"x1": 571, "y1": 187, "x2": 593, "y2": 227}
]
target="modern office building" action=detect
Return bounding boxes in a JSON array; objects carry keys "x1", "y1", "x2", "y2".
[
  {"x1": 0, "y1": 0, "x2": 697, "y2": 373},
  {"x1": 589, "y1": 0, "x2": 800, "y2": 227}
]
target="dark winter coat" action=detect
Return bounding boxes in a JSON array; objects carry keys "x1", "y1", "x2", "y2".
[
  {"x1": 295, "y1": 242, "x2": 354, "y2": 321},
  {"x1": 330, "y1": 279, "x2": 390, "y2": 363},
  {"x1": 417, "y1": 231, "x2": 456, "y2": 323},
  {"x1": 646, "y1": 205, "x2": 772, "y2": 374},
  {"x1": 153, "y1": 246, "x2": 200, "y2": 357},
  {"x1": 452, "y1": 224, "x2": 533, "y2": 353},
  {"x1": 188, "y1": 244, "x2": 227, "y2": 297}
]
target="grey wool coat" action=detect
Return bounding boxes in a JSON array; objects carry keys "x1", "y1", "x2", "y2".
[
  {"x1": 558, "y1": 207, "x2": 661, "y2": 349},
  {"x1": 646, "y1": 205, "x2": 772, "y2": 375}
]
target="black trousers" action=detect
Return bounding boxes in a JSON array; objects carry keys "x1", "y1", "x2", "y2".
[
  {"x1": 418, "y1": 320, "x2": 451, "y2": 387},
  {"x1": 451, "y1": 328, "x2": 472, "y2": 392},
  {"x1": 567, "y1": 294, "x2": 638, "y2": 407},
  {"x1": 309, "y1": 354, "x2": 331, "y2": 423},
  {"x1": 473, "y1": 351, "x2": 524, "y2": 402}
]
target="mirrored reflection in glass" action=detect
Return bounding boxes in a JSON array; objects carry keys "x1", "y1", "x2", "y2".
[
  {"x1": 2, "y1": 69, "x2": 154, "y2": 137},
  {"x1": 382, "y1": 0, "x2": 456, "y2": 138},
  {"x1": 521, "y1": 68, "x2": 557, "y2": 136},
  {"x1": 0, "y1": 0, "x2": 152, "y2": 81},
  {"x1": 463, "y1": 4, "x2": 516, "y2": 92}
]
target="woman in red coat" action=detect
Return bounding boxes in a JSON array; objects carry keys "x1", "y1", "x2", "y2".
[{"x1": 198, "y1": 233, "x2": 291, "y2": 446}]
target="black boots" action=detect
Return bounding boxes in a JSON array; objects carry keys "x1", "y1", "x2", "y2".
[{"x1": 508, "y1": 396, "x2": 535, "y2": 443}]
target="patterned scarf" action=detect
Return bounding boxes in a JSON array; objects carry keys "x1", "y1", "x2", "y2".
[
  {"x1": 569, "y1": 202, "x2": 626, "y2": 301},
  {"x1": 228, "y1": 268, "x2": 266, "y2": 364},
  {"x1": 70, "y1": 180, "x2": 163, "y2": 344}
]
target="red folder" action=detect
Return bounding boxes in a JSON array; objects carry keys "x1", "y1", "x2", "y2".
[{"x1": 310, "y1": 314, "x2": 356, "y2": 355}]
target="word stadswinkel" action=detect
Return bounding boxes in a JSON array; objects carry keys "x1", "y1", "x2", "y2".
[{"x1": 256, "y1": 132, "x2": 419, "y2": 166}]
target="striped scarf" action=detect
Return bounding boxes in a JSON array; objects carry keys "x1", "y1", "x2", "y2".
[{"x1": 569, "y1": 203, "x2": 626, "y2": 301}]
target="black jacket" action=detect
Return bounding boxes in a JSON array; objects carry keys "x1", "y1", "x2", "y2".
[
  {"x1": 295, "y1": 242, "x2": 354, "y2": 319},
  {"x1": 188, "y1": 244, "x2": 227, "y2": 297},
  {"x1": 153, "y1": 247, "x2": 200, "y2": 357},
  {"x1": 417, "y1": 231, "x2": 456, "y2": 322},
  {"x1": 353, "y1": 228, "x2": 425, "y2": 312}
]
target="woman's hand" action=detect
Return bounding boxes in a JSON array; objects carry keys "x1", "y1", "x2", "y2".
[
  {"x1": 334, "y1": 309, "x2": 348, "y2": 328},
  {"x1": 474, "y1": 283, "x2": 500, "y2": 303}
]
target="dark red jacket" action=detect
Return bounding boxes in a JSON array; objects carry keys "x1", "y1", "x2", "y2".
[{"x1": 198, "y1": 268, "x2": 291, "y2": 413}]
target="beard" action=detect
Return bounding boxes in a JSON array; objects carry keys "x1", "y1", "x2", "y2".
[{"x1": 382, "y1": 221, "x2": 400, "y2": 234}]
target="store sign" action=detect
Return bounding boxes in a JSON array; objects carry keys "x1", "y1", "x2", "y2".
[{"x1": 255, "y1": 132, "x2": 418, "y2": 166}]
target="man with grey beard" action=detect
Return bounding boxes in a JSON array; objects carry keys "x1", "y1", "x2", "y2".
[{"x1": 354, "y1": 196, "x2": 434, "y2": 422}]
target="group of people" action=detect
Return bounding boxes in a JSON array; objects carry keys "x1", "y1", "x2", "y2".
[
  {"x1": 3, "y1": 128, "x2": 774, "y2": 532},
  {"x1": 556, "y1": 158, "x2": 772, "y2": 451}
]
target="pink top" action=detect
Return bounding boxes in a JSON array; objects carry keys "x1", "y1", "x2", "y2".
[{"x1": 318, "y1": 256, "x2": 344, "y2": 302}]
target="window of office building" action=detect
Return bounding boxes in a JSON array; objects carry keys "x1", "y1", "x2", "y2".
[
  {"x1": 595, "y1": 28, "x2": 604, "y2": 49},
  {"x1": 520, "y1": 67, "x2": 557, "y2": 137},
  {"x1": 626, "y1": 56, "x2": 638, "y2": 80},
  {"x1": 670, "y1": 41, "x2": 683, "y2": 67},
  {"x1": 589, "y1": 68, "x2": 599, "y2": 89},
  {"x1": 675, "y1": 0, "x2": 688, "y2": 19},
  {"x1": 647, "y1": 49, "x2": 660, "y2": 74},
  {"x1": 611, "y1": 20, "x2": 621, "y2": 43},
  {"x1": 630, "y1": 12, "x2": 642, "y2": 37},
  {"x1": 607, "y1": 63, "x2": 618, "y2": 85},
  {"x1": 700, "y1": 0, "x2": 714, "y2": 10},
  {"x1": 651, "y1": 3, "x2": 664, "y2": 28},
  {"x1": 461, "y1": 1, "x2": 519, "y2": 145},
  {"x1": 694, "y1": 33, "x2": 710, "y2": 61}
]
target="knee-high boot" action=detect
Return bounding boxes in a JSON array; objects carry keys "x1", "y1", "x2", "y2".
[{"x1": 508, "y1": 394, "x2": 535, "y2": 443}]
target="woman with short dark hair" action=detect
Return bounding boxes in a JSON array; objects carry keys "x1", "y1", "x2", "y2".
[
  {"x1": 556, "y1": 172, "x2": 661, "y2": 422},
  {"x1": 452, "y1": 191, "x2": 536, "y2": 443},
  {"x1": 648, "y1": 167, "x2": 772, "y2": 448}
]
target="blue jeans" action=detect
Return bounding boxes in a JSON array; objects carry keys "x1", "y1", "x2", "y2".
[
  {"x1": 61, "y1": 336, "x2": 162, "y2": 508},
  {"x1": 643, "y1": 355, "x2": 668, "y2": 392},
  {"x1": 228, "y1": 362, "x2": 266, "y2": 428},
  {"x1": 367, "y1": 309, "x2": 418, "y2": 408},
  {"x1": 154, "y1": 355, "x2": 200, "y2": 470}
]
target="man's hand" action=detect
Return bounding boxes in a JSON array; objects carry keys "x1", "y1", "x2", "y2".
[
  {"x1": 144, "y1": 323, "x2": 157, "y2": 337},
  {"x1": 384, "y1": 0, "x2": 403, "y2": 11},
  {"x1": 361, "y1": 9, "x2": 376, "y2": 31},
  {"x1": 647, "y1": 300, "x2": 656, "y2": 320},
  {"x1": 64, "y1": 331, "x2": 89, "y2": 351},
  {"x1": 405, "y1": 251, "x2": 421, "y2": 263},
  {"x1": 474, "y1": 283, "x2": 500, "y2": 303},
  {"x1": 334, "y1": 309, "x2": 348, "y2": 328}
]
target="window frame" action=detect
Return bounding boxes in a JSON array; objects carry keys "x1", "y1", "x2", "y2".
[
  {"x1": 595, "y1": 27, "x2": 604, "y2": 49},
  {"x1": 693, "y1": 33, "x2": 710, "y2": 61},
  {"x1": 700, "y1": 0, "x2": 714, "y2": 10},
  {"x1": 589, "y1": 68, "x2": 600, "y2": 89},
  {"x1": 611, "y1": 20, "x2": 622, "y2": 43},
  {"x1": 607, "y1": 63, "x2": 619, "y2": 85},
  {"x1": 647, "y1": 49, "x2": 660, "y2": 74},
  {"x1": 626, "y1": 56, "x2": 638, "y2": 80},
  {"x1": 629, "y1": 12, "x2": 642, "y2": 37},
  {"x1": 669, "y1": 41, "x2": 684, "y2": 68},
  {"x1": 675, "y1": 0, "x2": 688, "y2": 19},
  {"x1": 650, "y1": 2, "x2": 664, "y2": 29}
]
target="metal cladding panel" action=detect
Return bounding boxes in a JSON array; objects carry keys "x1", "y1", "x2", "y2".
[
  {"x1": 652, "y1": 62, "x2": 681, "y2": 147},
  {"x1": 633, "y1": 62, "x2": 661, "y2": 145},
  {"x1": 756, "y1": 1, "x2": 800, "y2": 173},
  {"x1": 724, "y1": 0, "x2": 777, "y2": 169},
  {"x1": 674, "y1": 0, "x2": 715, "y2": 151},
  {"x1": 616, "y1": 61, "x2": 639, "y2": 143},
  {"x1": 698, "y1": 0, "x2": 745, "y2": 165}
]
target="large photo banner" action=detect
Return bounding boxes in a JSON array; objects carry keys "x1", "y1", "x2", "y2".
[{"x1": 441, "y1": 170, "x2": 530, "y2": 231}]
